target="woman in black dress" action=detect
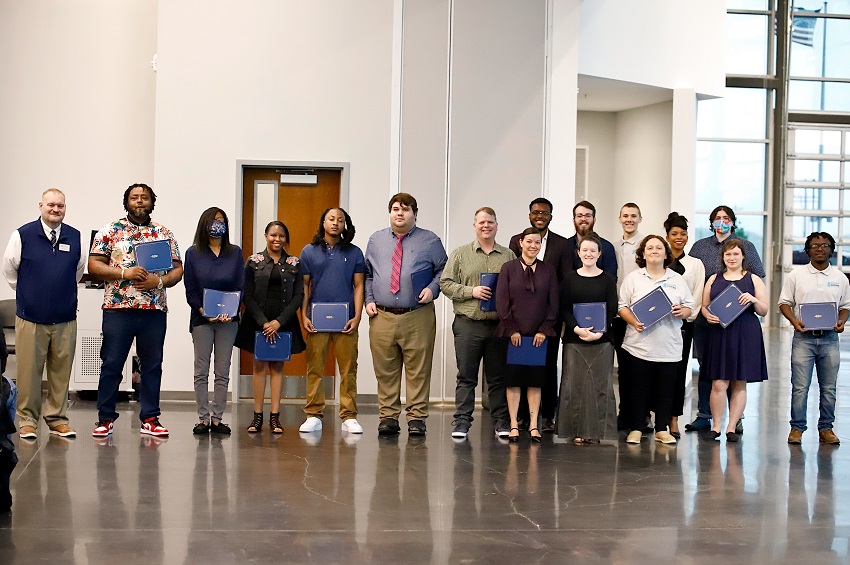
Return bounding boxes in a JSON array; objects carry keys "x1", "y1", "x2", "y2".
[
  {"x1": 235, "y1": 221, "x2": 306, "y2": 433},
  {"x1": 700, "y1": 239, "x2": 768, "y2": 442},
  {"x1": 496, "y1": 227, "x2": 558, "y2": 442},
  {"x1": 557, "y1": 233, "x2": 618, "y2": 443}
]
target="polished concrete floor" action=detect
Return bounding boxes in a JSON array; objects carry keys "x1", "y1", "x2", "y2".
[{"x1": 2, "y1": 328, "x2": 850, "y2": 563}]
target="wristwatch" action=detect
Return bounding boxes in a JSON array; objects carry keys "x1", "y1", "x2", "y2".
[{"x1": 156, "y1": 277, "x2": 164, "y2": 290}]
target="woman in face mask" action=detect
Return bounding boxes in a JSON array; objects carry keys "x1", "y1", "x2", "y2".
[{"x1": 184, "y1": 207, "x2": 245, "y2": 435}]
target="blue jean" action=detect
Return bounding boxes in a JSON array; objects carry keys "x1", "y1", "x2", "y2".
[
  {"x1": 191, "y1": 321, "x2": 238, "y2": 423},
  {"x1": 790, "y1": 331, "x2": 840, "y2": 432},
  {"x1": 3, "y1": 376, "x2": 16, "y2": 440},
  {"x1": 97, "y1": 309, "x2": 167, "y2": 422}
]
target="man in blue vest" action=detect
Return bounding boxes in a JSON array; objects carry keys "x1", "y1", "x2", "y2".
[{"x1": 2, "y1": 188, "x2": 85, "y2": 439}]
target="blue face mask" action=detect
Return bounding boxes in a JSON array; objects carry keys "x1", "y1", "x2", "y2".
[
  {"x1": 210, "y1": 220, "x2": 227, "y2": 238},
  {"x1": 712, "y1": 219, "x2": 731, "y2": 235}
]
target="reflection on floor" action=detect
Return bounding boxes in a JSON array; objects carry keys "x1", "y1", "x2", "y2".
[{"x1": 2, "y1": 328, "x2": 850, "y2": 563}]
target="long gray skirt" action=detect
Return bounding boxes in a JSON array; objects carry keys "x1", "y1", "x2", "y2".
[{"x1": 557, "y1": 341, "x2": 617, "y2": 443}]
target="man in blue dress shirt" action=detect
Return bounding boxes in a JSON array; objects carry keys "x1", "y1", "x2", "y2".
[{"x1": 365, "y1": 193, "x2": 447, "y2": 436}]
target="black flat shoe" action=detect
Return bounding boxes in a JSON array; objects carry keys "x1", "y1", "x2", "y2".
[
  {"x1": 508, "y1": 427, "x2": 520, "y2": 443},
  {"x1": 210, "y1": 422, "x2": 231, "y2": 435},
  {"x1": 726, "y1": 431, "x2": 740, "y2": 443},
  {"x1": 530, "y1": 427, "x2": 542, "y2": 443},
  {"x1": 703, "y1": 430, "x2": 721, "y2": 441},
  {"x1": 193, "y1": 422, "x2": 210, "y2": 435}
]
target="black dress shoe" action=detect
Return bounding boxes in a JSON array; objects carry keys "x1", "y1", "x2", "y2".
[
  {"x1": 726, "y1": 431, "x2": 740, "y2": 443},
  {"x1": 378, "y1": 418, "x2": 400, "y2": 436},
  {"x1": 408, "y1": 419, "x2": 427, "y2": 436},
  {"x1": 541, "y1": 418, "x2": 555, "y2": 433},
  {"x1": 702, "y1": 430, "x2": 721, "y2": 441}
]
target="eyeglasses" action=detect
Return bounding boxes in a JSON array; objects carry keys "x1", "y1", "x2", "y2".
[
  {"x1": 808, "y1": 243, "x2": 833, "y2": 250},
  {"x1": 574, "y1": 213, "x2": 594, "y2": 220},
  {"x1": 530, "y1": 211, "x2": 551, "y2": 217}
]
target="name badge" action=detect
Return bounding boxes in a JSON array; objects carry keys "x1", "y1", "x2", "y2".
[{"x1": 58, "y1": 243, "x2": 70, "y2": 252}]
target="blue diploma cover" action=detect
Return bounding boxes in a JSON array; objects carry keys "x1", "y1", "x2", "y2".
[
  {"x1": 254, "y1": 331, "x2": 292, "y2": 362},
  {"x1": 202, "y1": 289, "x2": 241, "y2": 318},
  {"x1": 311, "y1": 302, "x2": 349, "y2": 332},
  {"x1": 800, "y1": 302, "x2": 838, "y2": 331},
  {"x1": 134, "y1": 239, "x2": 174, "y2": 272},
  {"x1": 506, "y1": 336, "x2": 547, "y2": 366},
  {"x1": 479, "y1": 272, "x2": 498, "y2": 312},
  {"x1": 572, "y1": 302, "x2": 607, "y2": 333},
  {"x1": 411, "y1": 267, "x2": 433, "y2": 298},
  {"x1": 707, "y1": 283, "x2": 748, "y2": 328},
  {"x1": 629, "y1": 287, "x2": 673, "y2": 329}
]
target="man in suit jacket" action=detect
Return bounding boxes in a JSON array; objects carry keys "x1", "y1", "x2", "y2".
[
  {"x1": 509, "y1": 197, "x2": 571, "y2": 431},
  {"x1": 564, "y1": 200, "x2": 617, "y2": 279}
]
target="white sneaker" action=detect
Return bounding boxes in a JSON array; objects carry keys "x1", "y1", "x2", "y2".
[
  {"x1": 626, "y1": 430, "x2": 642, "y2": 444},
  {"x1": 299, "y1": 417, "x2": 323, "y2": 433},
  {"x1": 341, "y1": 418, "x2": 363, "y2": 434}
]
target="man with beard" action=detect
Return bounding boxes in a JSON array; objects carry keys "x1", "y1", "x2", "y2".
[
  {"x1": 565, "y1": 201, "x2": 617, "y2": 277},
  {"x1": 509, "y1": 198, "x2": 571, "y2": 431},
  {"x1": 88, "y1": 183, "x2": 183, "y2": 438}
]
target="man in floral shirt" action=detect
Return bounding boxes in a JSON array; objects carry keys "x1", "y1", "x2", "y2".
[{"x1": 88, "y1": 183, "x2": 183, "y2": 438}]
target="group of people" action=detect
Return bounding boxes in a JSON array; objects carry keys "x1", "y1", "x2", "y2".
[{"x1": 0, "y1": 186, "x2": 847, "y2": 452}]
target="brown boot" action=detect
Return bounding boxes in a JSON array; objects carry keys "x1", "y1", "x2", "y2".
[
  {"x1": 819, "y1": 429, "x2": 840, "y2": 445},
  {"x1": 788, "y1": 428, "x2": 803, "y2": 444}
]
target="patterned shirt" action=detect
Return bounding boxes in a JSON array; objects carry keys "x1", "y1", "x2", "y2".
[
  {"x1": 90, "y1": 217, "x2": 181, "y2": 312},
  {"x1": 689, "y1": 233, "x2": 765, "y2": 280}
]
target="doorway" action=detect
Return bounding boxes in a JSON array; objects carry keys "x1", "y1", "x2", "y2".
[{"x1": 238, "y1": 164, "x2": 344, "y2": 401}]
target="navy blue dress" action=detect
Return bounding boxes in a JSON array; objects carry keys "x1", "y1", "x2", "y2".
[{"x1": 700, "y1": 273, "x2": 768, "y2": 383}]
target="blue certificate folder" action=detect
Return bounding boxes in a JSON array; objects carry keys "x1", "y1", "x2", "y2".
[
  {"x1": 506, "y1": 336, "x2": 547, "y2": 366},
  {"x1": 707, "y1": 283, "x2": 747, "y2": 329},
  {"x1": 254, "y1": 331, "x2": 292, "y2": 362},
  {"x1": 202, "y1": 289, "x2": 241, "y2": 318},
  {"x1": 572, "y1": 302, "x2": 607, "y2": 332},
  {"x1": 134, "y1": 239, "x2": 173, "y2": 272},
  {"x1": 311, "y1": 302, "x2": 349, "y2": 332},
  {"x1": 411, "y1": 268, "x2": 433, "y2": 297},
  {"x1": 479, "y1": 272, "x2": 499, "y2": 312},
  {"x1": 800, "y1": 302, "x2": 838, "y2": 331},
  {"x1": 629, "y1": 287, "x2": 673, "y2": 329}
]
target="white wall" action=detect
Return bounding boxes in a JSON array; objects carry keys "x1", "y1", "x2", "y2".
[
  {"x1": 0, "y1": 0, "x2": 158, "y2": 301},
  {"x1": 579, "y1": 0, "x2": 725, "y2": 98},
  {"x1": 613, "y1": 101, "x2": 674, "y2": 239},
  {"x1": 576, "y1": 111, "x2": 617, "y2": 242},
  {"x1": 153, "y1": 1, "x2": 396, "y2": 394}
]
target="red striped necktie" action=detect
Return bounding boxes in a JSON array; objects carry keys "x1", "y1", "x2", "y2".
[{"x1": 390, "y1": 233, "x2": 404, "y2": 294}]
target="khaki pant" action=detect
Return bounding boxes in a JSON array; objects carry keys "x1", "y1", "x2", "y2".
[
  {"x1": 368, "y1": 303, "x2": 436, "y2": 421},
  {"x1": 15, "y1": 317, "x2": 76, "y2": 428},
  {"x1": 304, "y1": 330, "x2": 359, "y2": 420}
]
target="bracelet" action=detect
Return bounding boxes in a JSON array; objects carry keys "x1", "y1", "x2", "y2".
[{"x1": 121, "y1": 267, "x2": 126, "y2": 279}]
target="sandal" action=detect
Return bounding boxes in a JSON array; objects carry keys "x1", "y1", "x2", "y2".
[
  {"x1": 269, "y1": 412, "x2": 284, "y2": 434},
  {"x1": 508, "y1": 427, "x2": 520, "y2": 443},
  {"x1": 247, "y1": 412, "x2": 263, "y2": 433},
  {"x1": 530, "y1": 427, "x2": 542, "y2": 443}
]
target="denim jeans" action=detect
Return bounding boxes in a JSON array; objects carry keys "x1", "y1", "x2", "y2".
[
  {"x1": 790, "y1": 331, "x2": 840, "y2": 432},
  {"x1": 452, "y1": 315, "x2": 507, "y2": 424},
  {"x1": 192, "y1": 321, "x2": 238, "y2": 423},
  {"x1": 692, "y1": 314, "x2": 712, "y2": 418},
  {"x1": 97, "y1": 309, "x2": 167, "y2": 422}
]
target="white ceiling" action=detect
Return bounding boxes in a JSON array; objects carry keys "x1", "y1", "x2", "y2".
[{"x1": 577, "y1": 75, "x2": 673, "y2": 112}]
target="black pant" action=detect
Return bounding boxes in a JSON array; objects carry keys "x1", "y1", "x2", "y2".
[
  {"x1": 671, "y1": 320, "x2": 695, "y2": 417},
  {"x1": 619, "y1": 349, "x2": 677, "y2": 432},
  {"x1": 452, "y1": 316, "x2": 508, "y2": 424},
  {"x1": 0, "y1": 448, "x2": 16, "y2": 512},
  {"x1": 518, "y1": 320, "x2": 562, "y2": 423}
]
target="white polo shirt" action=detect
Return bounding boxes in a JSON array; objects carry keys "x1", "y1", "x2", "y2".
[
  {"x1": 778, "y1": 263, "x2": 850, "y2": 319},
  {"x1": 618, "y1": 267, "x2": 695, "y2": 362}
]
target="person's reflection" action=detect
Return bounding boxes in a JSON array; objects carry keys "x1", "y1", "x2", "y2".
[
  {"x1": 185, "y1": 435, "x2": 234, "y2": 564},
  {"x1": 135, "y1": 436, "x2": 166, "y2": 562},
  {"x1": 785, "y1": 445, "x2": 838, "y2": 559},
  {"x1": 365, "y1": 436, "x2": 433, "y2": 561},
  {"x1": 87, "y1": 434, "x2": 128, "y2": 561},
  {"x1": 41, "y1": 436, "x2": 74, "y2": 555}
]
